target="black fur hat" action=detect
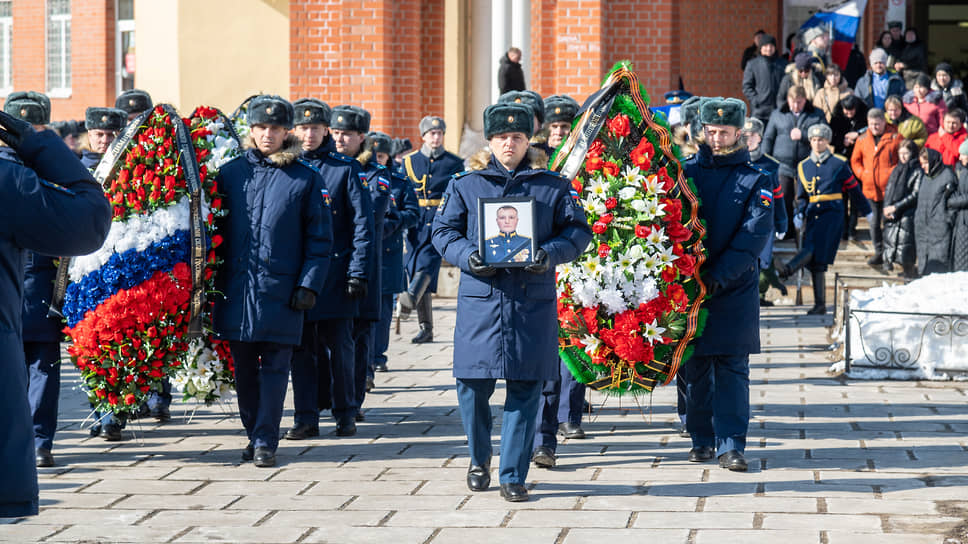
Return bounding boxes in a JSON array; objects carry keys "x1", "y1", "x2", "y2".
[
  {"x1": 367, "y1": 131, "x2": 393, "y2": 155},
  {"x1": 246, "y1": 95, "x2": 294, "y2": 129},
  {"x1": 85, "y1": 107, "x2": 127, "y2": 131},
  {"x1": 115, "y1": 89, "x2": 153, "y2": 115},
  {"x1": 5, "y1": 91, "x2": 50, "y2": 125},
  {"x1": 293, "y1": 98, "x2": 332, "y2": 126},
  {"x1": 499, "y1": 90, "x2": 545, "y2": 124},
  {"x1": 699, "y1": 97, "x2": 746, "y2": 129},
  {"x1": 543, "y1": 95, "x2": 579, "y2": 124},
  {"x1": 484, "y1": 103, "x2": 534, "y2": 139},
  {"x1": 330, "y1": 105, "x2": 371, "y2": 133},
  {"x1": 391, "y1": 137, "x2": 412, "y2": 156}
]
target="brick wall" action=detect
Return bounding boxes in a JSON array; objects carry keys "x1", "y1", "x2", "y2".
[{"x1": 5, "y1": 0, "x2": 115, "y2": 121}]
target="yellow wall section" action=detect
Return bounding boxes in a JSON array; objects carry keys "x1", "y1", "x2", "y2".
[{"x1": 135, "y1": 0, "x2": 290, "y2": 114}]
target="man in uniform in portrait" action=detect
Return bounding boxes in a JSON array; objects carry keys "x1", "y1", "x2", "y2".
[{"x1": 485, "y1": 205, "x2": 532, "y2": 264}]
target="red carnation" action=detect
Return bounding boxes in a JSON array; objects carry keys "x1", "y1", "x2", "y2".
[
  {"x1": 592, "y1": 222, "x2": 608, "y2": 234},
  {"x1": 588, "y1": 139, "x2": 606, "y2": 157},
  {"x1": 598, "y1": 243, "x2": 611, "y2": 258},
  {"x1": 599, "y1": 213, "x2": 614, "y2": 225},
  {"x1": 666, "y1": 283, "x2": 689, "y2": 311},
  {"x1": 605, "y1": 197, "x2": 618, "y2": 210},
  {"x1": 124, "y1": 393, "x2": 137, "y2": 405},
  {"x1": 666, "y1": 222, "x2": 692, "y2": 243},
  {"x1": 607, "y1": 114, "x2": 631, "y2": 138},
  {"x1": 635, "y1": 224, "x2": 650, "y2": 238},
  {"x1": 661, "y1": 266, "x2": 678, "y2": 283},
  {"x1": 586, "y1": 156, "x2": 604, "y2": 173},
  {"x1": 602, "y1": 161, "x2": 619, "y2": 178}
]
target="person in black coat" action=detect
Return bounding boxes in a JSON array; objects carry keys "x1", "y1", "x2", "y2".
[
  {"x1": 432, "y1": 102, "x2": 591, "y2": 502},
  {"x1": 498, "y1": 47, "x2": 526, "y2": 94},
  {"x1": 3, "y1": 92, "x2": 64, "y2": 468},
  {"x1": 762, "y1": 86, "x2": 826, "y2": 239},
  {"x1": 948, "y1": 141, "x2": 968, "y2": 272},
  {"x1": 682, "y1": 98, "x2": 773, "y2": 471},
  {"x1": 741, "y1": 30, "x2": 766, "y2": 72},
  {"x1": 882, "y1": 139, "x2": 921, "y2": 278},
  {"x1": 914, "y1": 148, "x2": 956, "y2": 275},
  {"x1": 0, "y1": 110, "x2": 112, "y2": 517},
  {"x1": 830, "y1": 95, "x2": 869, "y2": 241},
  {"x1": 899, "y1": 28, "x2": 927, "y2": 75},
  {"x1": 742, "y1": 34, "x2": 787, "y2": 124},
  {"x1": 213, "y1": 95, "x2": 333, "y2": 467},
  {"x1": 286, "y1": 102, "x2": 372, "y2": 440}
]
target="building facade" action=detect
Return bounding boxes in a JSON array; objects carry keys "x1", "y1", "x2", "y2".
[{"x1": 4, "y1": 0, "x2": 963, "y2": 153}]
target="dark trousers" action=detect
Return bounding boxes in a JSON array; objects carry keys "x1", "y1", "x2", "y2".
[
  {"x1": 457, "y1": 378, "x2": 541, "y2": 485},
  {"x1": 533, "y1": 357, "x2": 586, "y2": 453},
  {"x1": 290, "y1": 321, "x2": 320, "y2": 426},
  {"x1": 780, "y1": 174, "x2": 797, "y2": 240},
  {"x1": 682, "y1": 354, "x2": 750, "y2": 456},
  {"x1": 230, "y1": 341, "x2": 293, "y2": 451},
  {"x1": 25, "y1": 342, "x2": 60, "y2": 451},
  {"x1": 353, "y1": 318, "x2": 375, "y2": 410},
  {"x1": 148, "y1": 379, "x2": 172, "y2": 411},
  {"x1": 312, "y1": 318, "x2": 356, "y2": 424},
  {"x1": 676, "y1": 374, "x2": 688, "y2": 425},
  {"x1": 372, "y1": 293, "x2": 395, "y2": 372},
  {"x1": 868, "y1": 199, "x2": 884, "y2": 256}
]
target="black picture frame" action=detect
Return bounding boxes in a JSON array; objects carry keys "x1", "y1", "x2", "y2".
[{"x1": 478, "y1": 196, "x2": 536, "y2": 268}]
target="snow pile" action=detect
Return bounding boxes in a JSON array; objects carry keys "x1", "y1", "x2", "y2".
[{"x1": 834, "y1": 272, "x2": 968, "y2": 380}]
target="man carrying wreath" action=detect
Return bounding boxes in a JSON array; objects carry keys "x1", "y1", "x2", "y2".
[{"x1": 432, "y1": 102, "x2": 592, "y2": 502}]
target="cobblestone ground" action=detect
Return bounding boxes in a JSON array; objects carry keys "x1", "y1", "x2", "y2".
[{"x1": 2, "y1": 302, "x2": 967, "y2": 544}]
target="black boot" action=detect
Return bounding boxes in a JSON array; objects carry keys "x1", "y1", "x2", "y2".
[
  {"x1": 411, "y1": 293, "x2": 433, "y2": 344},
  {"x1": 807, "y1": 270, "x2": 826, "y2": 315},
  {"x1": 762, "y1": 264, "x2": 788, "y2": 296},
  {"x1": 398, "y1": 271, "x2": 431, "y2": 318},
  {"x1": 775, "y1": 249, "x2": 812, "y2": 280}
]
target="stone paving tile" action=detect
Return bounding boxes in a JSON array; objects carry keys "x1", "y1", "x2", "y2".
[
  {"x1": 507, "y1": 509, "x2": 633, "y2": 528},
  {"x1": 301, "y1": 479, "x2": 422, "y2": 496},
  {"x1": 301, "y1": 527, "x2": 436, "y2": 544},
  {"x1": 430, "y1": 527, "x2": 563, "y2": 543},
  {"x1": 825, "y1": 534, "x2": 947, "y2": 544},
  {"x1": 0, "y1": 524, "x2": 65, "y2": 542},
  {"x1": 760, "y1": 513, "x2": 884, "y2": 531},
  {"x1": 110, "y1": 493, "x2": 239, "y2": 510},
  {"x1": 43, "y1": 524, "x2": 182, "y2": 543},
  {"x1": 580, "y1": 494, "x2": 698, "y2": 511},
  {"x1": 459, "y1": 493, "x2": 581, "y2": 511},
  {"x1": 83, "y1": 478, "x2": 206, "y2": 495},
  {"x1": 140, "y1": 509, "x2": 268, "y2": 527},
  {"x1": 21, "y1": 507, "x2": 150, "y2": 526},
  {"x1": 383, "y1": 509, "x2": 508, "y2": 527},
  {"x1": 562, "y1": 528, "x2": 691, "y2": 544},
  {"x1": 694, "y1": 529, "x2": 821, "y2": 544},
  {"x1": 39, "y1": 492, "x2": 125, "y2": 509},
  {"x1": 190, "y1": 480, "x2": 311, "y2": 496},
  {"x1": 702, "y1": 496, "x2": 818, "y2": 513},
  {"x1": 227, "y1": 494, "x2": 353, "y2": 511},
  {"x1": 631, "y1": 511, "x2": 754, "y2": 529},
  {"x1": 174, "y1": 525, "x2": 310, "y2": 543},
  {"x1": 259, "y1": 509, "x2": 388, "y2": 528},
  {"x1": 346, "y1": 495, "x2": 466, "y2": 511}
]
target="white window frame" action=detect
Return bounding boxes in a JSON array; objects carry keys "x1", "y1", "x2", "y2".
[
  {"x1": 115, "y1": 0, "x2": 134, "y2": 93},
  {"x1": 46, "y1": 0, "x2": 71, "y2": 98},
  {"x1": 0, "y1": 1, "x2": 12, "y2": 97}
]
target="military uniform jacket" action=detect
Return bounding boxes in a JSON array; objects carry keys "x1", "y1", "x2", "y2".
[
  {"x1": 402, "y1": 149, "x2": 464, "y2": 292},
  {"x1": 1, "y1": 130, "x2": 112, "y2": 517},
  {"x1": 212, "y1": 141, "x2": 333, "y2": 345},
  {"x1": 300, "y1": 147, "x2": 373, "y2": 321},
  {"x1": 796, "y1": 153, "x2": 871, "y2": 265},
  {"x1": 683, "y1": 145, "x2": 773, "y2": 357},
  {"x1": 80, "y1": 149, "x2": 102, "y2": 171},
  {"x1": 357, "y1": 159, "x2": 392, "y2": 321},
  {"x1": 382, "y1": 172, "x2": 420, "y2": 294},
  {"x1": 485, "y1": 232, "x2": 532, "y2": 263},
  {"x1": 432, "y1": 154, "x2": 592, "y2": 381}
]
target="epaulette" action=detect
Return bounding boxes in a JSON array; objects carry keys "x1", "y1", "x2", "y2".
[
  {"x1": 833, "y1": 153, "x2": 848, "y2": 163},
  {"x1": 745, "y1": 162, "x2": 771, "y2": 177},
  {"x1": 295, "y1": 158, "x2": 320, "y2": 174},
  {"x1": 762, "y1": 153, "x2": 781, "y2": 165},
  {"x1": 327, "y1": 151, "x2": 355, "y2": 164},
  {"x1": 451, "y1": 170, "x2": 472, "y2": 180}
]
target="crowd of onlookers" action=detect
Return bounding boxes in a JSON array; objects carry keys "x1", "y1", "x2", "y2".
[{"x1": 740, "y1": 23, "x2": 968, "y2": 278}]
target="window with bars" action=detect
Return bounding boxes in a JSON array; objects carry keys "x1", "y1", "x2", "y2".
[
  {"x1": 0, "y1": 1, "x2": 11, "y2": 95},
  {"x1": 47, "y1": 0, "x2": 71, "y2": 96}
]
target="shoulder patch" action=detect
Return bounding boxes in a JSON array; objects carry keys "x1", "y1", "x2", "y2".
[
  {"x1": 376, "y1": 175, "x2": 390, "y2": 192},
  {"x1": 327, "y1": 151, "x2": 355, "y2": 164},
  {"x1": 758, "y1": 187, "x2": 773, "y2": 208},
  {"x1": 320, "y1": 187, "x2": 332, "y2": 207},
  {"x1": 569, "y1": 188, "x2": 583, "y2": 209},
  {"x1": 357, "y1": 172, "x2": 369, "y2": 188},
  {"x1": 436, "y1": 192, "x2": 449, "y2": 214}
]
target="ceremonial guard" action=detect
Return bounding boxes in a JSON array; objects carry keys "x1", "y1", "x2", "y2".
[
  {"x1": 80, "y1": 107, "x2": 126, "y2": 170},
  {"x1": 432, "y1": 103, "x2": 592, "y2": 502},
  {"x1": 213, "y1": 95, "x2": 332, "y2": 467},
  {"x1": 499, "y1": 90, "x2": 551, "y2": 156},
  {"x1": 373, "y1": 135, "x2": 420, "y2": 374},
  {"x1": 2, "y1": 93, "x2": 61, "y2": 468},
  {"x1": 287, "y1": 103, "x2": 372, "y2": 438},
  {"x1": 743, "y1": 117, "x2": 789, "y2": 306},
  {"x1": 115, "y1": 89, "x2": 153, "y2": 121},
  {"x1": 292, "y1": 98, "x2": 336, "y2": 154},
  {"x1": 681, "y1": 98, "x2": 773, "y2": 472},
  {"x1": 532, "y1": 94, "x2": 588, "y2": 469},
  {"x1": 776, "y1": 124, "x2": 871, "y2": 314},
  {"x1": 399, "y1": 116, "x2": 463, "y2": 344},
  {"x1": 0, "y1": 108, "x2": 112, "y2": 516},
  {"x1": 343, "y1": 124, "x2": 392, "y2": 412}
]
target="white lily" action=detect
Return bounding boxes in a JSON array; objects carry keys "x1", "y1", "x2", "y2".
[{"x1": 642, "y1": 319, "x2": 667, "y2": 344}]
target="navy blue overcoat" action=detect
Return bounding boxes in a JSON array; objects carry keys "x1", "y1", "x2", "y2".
[
  {"x1": 432, "y1": 152, "x2": 592, "y2": 381},
  {"x1": 357, "y1": 158, "x2": 392, "y2": 321},
  {"x1": 1, "y1": 129, "x2": 112, "y2": 516},
  {"x1": 381, "y1": 171, "x2": 419, "y2": 294}
]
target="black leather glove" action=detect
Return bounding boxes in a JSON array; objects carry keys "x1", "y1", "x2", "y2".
[
  {"x1": 524, "y1": 249, "x2": 550, "y2": 274},
  {"x1": 346, "y1": 277, "x2": 368, "y2": 299},
  {"x1": 705, "y1": 280, "x2": 721, "y2": 297},
  {"x1": 0, "y1": 109, "x2": 32, "y2": 151},
  {"x1": 289, "y1": 287, "x2": 317, "y2": 311},
  {"x1": 468, "y1": 251, "x2": 496, "y2": 277}
]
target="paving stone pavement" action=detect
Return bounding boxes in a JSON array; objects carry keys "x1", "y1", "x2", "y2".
[{"x1": 2, "y1": 302, "x2": 967, "y2": 543}]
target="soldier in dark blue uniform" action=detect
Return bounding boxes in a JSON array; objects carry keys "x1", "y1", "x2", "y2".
[
  {"x1": 339, "y1": 124, "x2": 391, "y2": 417},
  {"x1": 531, "y1": 94, "x2": 587, "y2": 469},
  {"x1": 3, "y1": 93, "x2": 64, "y2": 468},
  {"x1": 484, "y1": 205, "x2": 532, "y2": 263},
  {"x1": 373, "y1": 136, "x2": 420, "y2": 374},
  {"x1": 399, "y1": 116, "x2": 463, "y2": 344},
  {"x1": 292, "y1": 98, "x2": 336, "y2": 154},
  {"x1": 0, "y1": 109, "x2": 112, "y2": 516},
  {"x1": 432, "y1": 103, "x2": 592, "y2": 502},
  {"x1": 213, "y1": 95, "x2": 332, "y2": 467},
  {"x1": 681, "y1": 98, "x2": 774, "y2": 472},
  {"x1": 744, "y1": 117, "x2": 789, "y2": 306},
  {"x1": 776, "y1": 123, "x2": 871, "y2": 314},
  {"x1": 80, "y1": 107, "x2": 126, "y2": 170},
  {"x1": 115, "y1": 89, "x2": 153, "y2": 122},
  {"x1": 286, "y1": 103, "x2": 372, "y2": 439}
]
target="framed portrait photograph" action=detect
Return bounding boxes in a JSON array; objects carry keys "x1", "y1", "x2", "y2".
[{"x1": 478, "y1": 196, "x2": 537, "y2": 268}]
